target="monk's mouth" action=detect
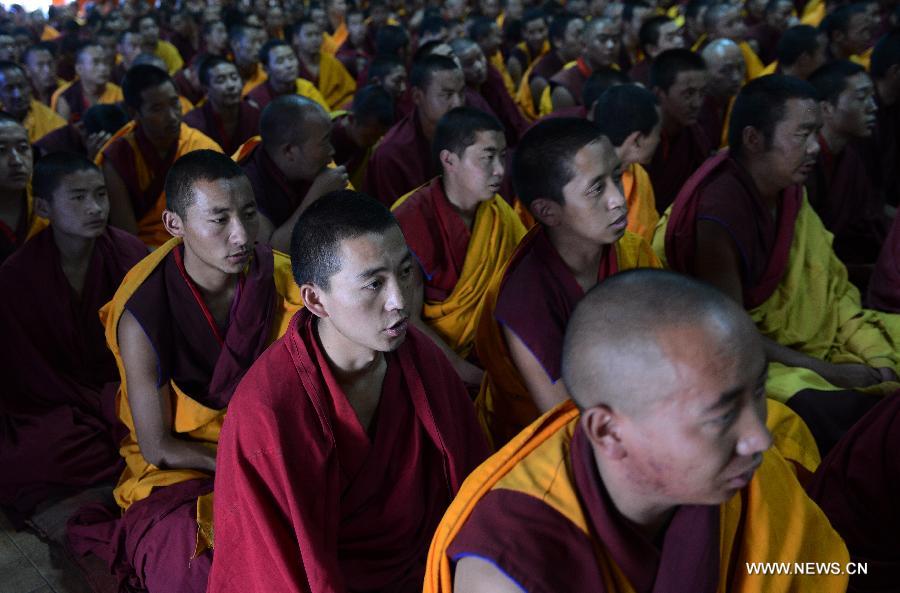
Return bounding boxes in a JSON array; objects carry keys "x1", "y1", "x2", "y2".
[{"x1": 384, "y1": 318, "x2": 409, "y2": 337}]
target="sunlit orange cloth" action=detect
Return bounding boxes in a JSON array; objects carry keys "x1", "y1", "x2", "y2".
[
  {"x1": 96, "y1": 121, "x2": 223, "y2": 247},
  {"x1": 321, "y1": 21, "x2": 348, "y2": 55},
  {"x1": 623, "y1": 163, "x2": 658, "y2": 242},
  {"x1": 298, "y1": 52, "x2": 357, "y2": 110},
  {"x1": 474, "y1": 228, "x2": 660, "y2": 449},
  {"x1": 40, "y1": 25, "x2": 60, "y2": 41},
  {"x1": 240, "y1": 64, "x2": 268, "y2": 97},
  {"x1": 424, "y1": 401, "x2": 848, "y2": 593},
  {"x1": 739, "y1": 41, "x2": 765, "y2": 80},
  {"x1": 22, "y1": 99, "x2": 66, "y2": 143},
  {"x1": 489, "y1": 51, "x2": 516, "y2": 97},
  {"x1": 392, "y1": 180, "x2": 527, "y2": 359}
]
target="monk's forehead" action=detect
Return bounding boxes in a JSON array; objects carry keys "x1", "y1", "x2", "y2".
[
  {"x1": 0, "y1": 121, "x2": 28, "y2": 141},
  {"x1": 336, "y1": 226, "x2": 407, "y2": 273},
  {"x1": 573, "y1": 137, "x2": 617, "y2": 175}
]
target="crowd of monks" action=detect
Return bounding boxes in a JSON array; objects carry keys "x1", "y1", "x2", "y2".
[{"x1": 0, "y1": 0, "x2": 899, "y2": 591}]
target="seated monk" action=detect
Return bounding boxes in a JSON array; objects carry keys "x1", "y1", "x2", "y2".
[
  {"x1": 628, "y1": 15, "x2": 685, "y2": 86},
  {"x1": 393, "y1": 107, "x2": 526, "y2": 387},
  {"x1": 183, "y1": 56, "x2": 261, "y2": 156},
  {"x1": 507, "y1": 9, "x2": 550, "y2": 89},
  {"x1": 66, "y1": 150, "x2": 303, "y2": 593},
  {"x1": 516, "y1": 14, "x2": 583, "y2": 120},
  {"x1": 229, "y1": 23, "x2": 268, "y2": 96},
  {"x1": 699, "y1": 2, "x2": 765, "y2": 79},
  {"x1": 51, "y1": 42, "x2": 124, "y2": 124},
  {"x1": 22, "y1": 43, "x2": 61, "y2": 106},
  {"x1": 772, "y1": 25, "x2": 829, "y2": 80},
  {"x1": 244, "y1": 39, "x2": 330, "y2": 111},
  {"x1": 866, "y1": 32, "x2": 900, "y2": 209},
  {"x1": 236, "y1": 96, "x2": 349, "y2": 252},
  {"x1": 654, "y1": 75, "x2": 900, "y2": 455},
  {"x1": 0, "y1": 114, "x2": 46, "y2": 262},
  {"x1": 365, "y1": 54, "x2": 410, "y2": 117},
  {"x1": 806, "y1": 60, "x2": 888, "y2": 276},
  {"x1": 593, "y1": 84, "x2": 662, "y2": 242},
  {"x1": 291, "y1": 18, "x2": 357, "y2": 110},
  {"x1": 548, "y1": 18, "x2": 621, "y2": 113},
  {"x1": 647, "y1": 49, "x2": 713, "y2": 213},
  {"x1": 99, "y1": 64, "x2": 222, "y2": 247},
  {"x1": 0, "y1": 153, "x2": 146, "y2": 524},
  {"x1": 475, "y1": 118, "x2": 660, "y2": 449},
  {"x1": 207, "y1": 190, "x2": 488, "y2": 593},
  {"x1": 365, "y1": 54, "x2": 465, "y2": 206},
  {"x1": 35, "y1": 104, "x2": 130, "y2": 161},
  {"x1": 699, "y1": 39, "x2": 746, "y2": 149},
  {"x1": 0, "y1": 60, "x2": 65, "y2": 143},
  {"x1": 330, "y1": 84, "x2": 394, "y2": 189},
  {"x1": 426, "y1": 270, "x2": 849, "y2": 593}
]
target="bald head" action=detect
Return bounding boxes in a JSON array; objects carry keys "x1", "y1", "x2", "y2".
[
  {"x1": 702, "y1": 38, "x2": 746, "y2": 97},
  {"x1": 260, "y1": 94, "x2": 329, "y2": 148}
]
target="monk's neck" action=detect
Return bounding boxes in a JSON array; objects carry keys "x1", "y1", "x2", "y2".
[
  {"x1": 546, "y1": 226, "x2": 607, "y2": 290},
  {"x1": 299, "y1": 51, "x2": 319, "y2": 69},
  {"x1": 819, "y1": 126, "x2": 848, "y2": 156},
  {"x1": 316, "y1": 317, "x2": 384, "y2": 376},
  {"x1": 0, "y1": 188, "x2": 24, "y2": 229},
  {"x1": 238, "y1": 62, "x2": 259, "y2": 82},
  {"x1": 82, "y1": 79, "x2": 104, "y2": 101},
  {"x1": 213, "y1": 100, "x2": 240, "y2": 123},
  {"x1": 876, "y1": 78, "x2": 898, "y2": 107},
  {"x1": 270, "y1": 77, "x2": 296, "y2": 95},
  {"x1": 829, "y1": 43, "x2": 851, "y2": 61},
  {"x1": 53, "y1": 228, "x2": 96, "y2": 295},
  {"x1": 603, "y1": 468, "x2": 677, "y2": 542},
  {"x1": 661, "y1": 113, "x2": 684, "y2": 138},
  {"x1": 182, "y1": 248, "x2": 238, "y2": 308},
  {"x1": 416, "y1": 109, "x2": 437, "y2": 143},
  {"x1": 736, "y1": 155, "x2": 782, "y2": 211},
  {"x1": 441, "y1": 176, "x2": 481, "y2": 230}
]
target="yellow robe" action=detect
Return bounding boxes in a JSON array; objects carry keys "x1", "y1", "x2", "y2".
[
  {"x1": 739, "y1": 40, "x2": 766, "y2": 81},
  {"x1": 489, "y1": 51, "x2": 517, "y2": 97},
  {"x1": 49, "y1": 80, "x2": 124, "y2": 113},
  {"x1": 22, "y1": 99, "x2": 66, "y2": 144},
  {"x1": 623, "y1": 163, "x2": 659, "y2": 242},
  {"x1": 321, "y1": 21, "x2": 348, "y2": 55},
  {"x1": 155, "y1": 39, "x2": 185, "y2": 74},
  {"x1": 240, "y1": 64, "x2": 268, "y2": 97},
  {"x1": 303, "y1": 52, "x2": 357, "y2": 110}
]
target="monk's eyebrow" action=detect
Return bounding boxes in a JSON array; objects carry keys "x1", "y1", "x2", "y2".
[
  {"x1": 705, "y1": 367, "x2": 767, "y2": 413},
  {"x1": 355, "y1": 253, "x2": 413, "y2": 279},
  {"x1": 206, "y1": 206, "x2": 232, "y2": 214}
]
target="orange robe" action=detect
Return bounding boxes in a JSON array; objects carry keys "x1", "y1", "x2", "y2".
[
  {"x1": 240, "y1": 64, "x2": 268, "y2": 97},
  {"x1": 623, "y1": 162, "x2": 659, "y2": 242},
  {"x1": 22, "y1": 99, "x2": 66, "y2": 143},
  {"x1": 298, "y1": 52, "x2": 357, "y2": 110},
  {"x1": 50, "y1": 79, "x2": 124, "y2": 123}
]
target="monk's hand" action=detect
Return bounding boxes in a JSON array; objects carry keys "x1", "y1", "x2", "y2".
[
  {"x1": 86, "y1": 131, "x2": 112, "y2": 160},
  {"x1": 876, "y1": 367, "x2": 900, "y2": 383},
  {"x1": 310, "y1": 165, "x2": 350, "y2": 202},
  {"x1": 819, "y1": 362, "x2": 892, "y2": 389}
]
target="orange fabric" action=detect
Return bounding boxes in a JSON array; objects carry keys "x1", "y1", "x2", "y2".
[
  {"x1": 241, "y1": 64, "x2": 268, "y2": 97},
  {"x1": 321, "y1": 21, "x2": 348, "y2": 55},
  {"x1": 513, "y1": 199, "x2": 536, "y2": 229},
  {"x1": 515, "y1": 62, "x2": 541, "y2": 121},
  {"x1": 21, "y1": 99, "x2": 66, "y2": 143},
  {"x1": 40, "y1": 25, "x2": 60, "y2": 41},
  {"x1": 622, "y1": 163, "x2": 658, "y2": 242},
  {"x1": 490, "y1": 51, "x2": 517, "y2": 97},
  {"x1": 49, "y1": 80, "x2": 124, "y2": 112},
  {"x1": 308, "y1": 53, "x2": 357, "y2": 110}
]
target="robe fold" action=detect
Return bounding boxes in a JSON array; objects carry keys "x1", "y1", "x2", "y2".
[
  {"x1": 0, "y1": 227, "x2": 146, "y2": 520},
  {"x1": 243, "y1": 77, "x2": 330, "y2": 111},
  {"x1": 236, "y1": 137, "x2": 313, "y2": 227},
  {"x1": 206, "y1": 308, "x2": 489, "y2": 593},
  {"x1": 515, "y1": 52, "x2": 564, "y2": 120},
  {"x1": 365, "y1": 109, "x2": 434, "y2": 206},
  {"x1": 22, "y1": 99, "x2": 66, "y2": 143},
  {"x1": 240, "y1": 64, "x2": 268, "y2": 97},
  {"x1": 34, "y1": 122, "x2": 87, "y2": 157},
  {"x1": 392, "y1": 178, "x2": 527, "y2": 358},
  {"x1": 646, "y1": 122, "x2": 713, "y2": 213},
  {"x1": 868, "y1": 213, "x2": 900, "y2": 313},
  {"x1": 424, "y1": 401, "x2": 849, "y2": 593},
  {"x1": 298, "y1": 52, "x2": 357, "y2": 110},
  {"x1": 488, "y1": 51, "x2": 516, "y2": 97},
  {"x1": 480, "y1": 64, "x2": 530, "y2": 146},
  {"x1": 182, "y1": 100, "x2": 261, "y2": 156},
  {"x1": 623, "y1": 162, "x2": 658, "y2": 242},
  {"x1": 97, "y1": 121, "x2": 222, "y2": 247},
  {"x1": 49, "y1": 79, "x2": 124, "y2": 123},
  {"x1": 549, "y1": 58, "x2": 590, "y2": 107},
  {"x1": 0, "y1": 189, "x2": 48, "y2": 263}
]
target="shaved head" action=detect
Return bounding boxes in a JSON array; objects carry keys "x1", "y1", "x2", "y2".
[
  {"x1": 260, "y1": 94, "x2": 329, "y2": 148},
  {"x1": 701, "y1": 37, "x2": 740, "y2": 60}
]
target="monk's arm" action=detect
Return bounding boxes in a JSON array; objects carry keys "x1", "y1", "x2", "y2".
[
  {"x1": 118, "y1": 310, "x2": 217, "y2": 473},
  {"x1": 453, "y1": 556, "x2": 524, "y2": 593},
  {"x1": 550, "y1": 86, "x2": 575, "y2": 112},
  {"x1": 55, "y1": 95, "x2": 71, "y2": 123},
  {"x1": 529, "y1": 77, "x2": 548, "y2": 112},
  {"x1": 103, "y1": 160, "x2": 139, "y2": 236},
  {"x1": 507, "y1": 56, "x2": 523, "y2": 88},
  {"x1": 503, "y1": 325, "x2": 570, "y2": 413}
]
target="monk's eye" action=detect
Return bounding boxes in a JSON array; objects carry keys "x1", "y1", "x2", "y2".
[
  {"x1": 716, "y1": 408, "x2": 737, "y2": 426},
  {"x1": 210, "y1": 217, "x2": 227, "y2": 224},
  {"x1": 400, "y1": 265, "x2": 412, "y2": 279},
  {"x1": 365, "y1": 279, "x2": 382, "y2": 291}
]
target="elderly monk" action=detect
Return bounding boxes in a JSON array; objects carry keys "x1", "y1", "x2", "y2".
[
  {"x1": 208, "y1": 190, "x2": 488, "y2": 593},
  {"x1": 51, "y1": 42, "x2": 123, "y2": 124},
  {"x1": 0, "y1": 153, "x2": 146, "y2": 523},
  {"x1": 0, "y1": 61, "x2": 65, "y2": 143},
  {"x1": 291, "y1": 18, "x2": 357, "y2": 110},
  {"x1": 236, "y1": 96, "x2": 348, "y2": 252},
  {"x1": 647, "y1": 49, "x2": 713, "y2": 214},
  {"x1": 0, "y1": 115, "x2": 45, "y2": 262},
  {"x1": 594, "y1": 84, "x2": 662, "y2": 242},
  {"x1": 183, "y1": 56, "x2": 261, "y2": 156},
  {"x1": 365, "y1": 54, "x2": 465, "y2": 206},
  {"x1": 393, "y1": 107, "x2": 526, "y2": 387},
  {"x1": 67, "y1": 150, "x2": 303, "y2": 593},
  {"x1": 99, "y1": 65, "x2": 221, "y2": 247},
  {"x1": 700, "y1": 39, "x2": 746, "y2": 148},
  {"x1": 474, "y1": 118, "x2": 660, "y2": 449},
  {"x1": 548, "y1": 17, "x2": 621, "y2": 113},
  {"x1": 330, "y1": 84, "x2": 394, "y2": 189},
  {"x1": 700, "y1": 2, "x2": 765, "y2": 78},
  {"x1": 655, "y1": 75, "x2": 900, "y2": 455},
  {"x1": 244, "y1": 39, "x2": 329, "y2": 112},
  {"x1": 230, "y1": 23, "x2": 268, "y2": 96},
  {"x1": 426, "y1": 270, "x2": 848, "y2": 593}
]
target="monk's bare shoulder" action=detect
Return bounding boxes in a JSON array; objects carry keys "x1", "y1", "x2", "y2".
[{"x1": 454, "y1": 556, "x2": 524, "y2": 593}]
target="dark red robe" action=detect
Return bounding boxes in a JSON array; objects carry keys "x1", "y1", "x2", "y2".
[
  {"x1": 549, "y1": 58, "x2": 590, "y2": 106},
  {"x1": 531, "y1": 51, "x2": 565, "y2": 81},
  {"x1": 364, "y1": 109, "x2": 434, "y2": 206},
  {"x1": 0, "y1": 227, "x2": 146, "y2": 521},
  {"x1": 647, "y1": 122, "x2": 713, "y2": 213},
  {"x1": 172, "y1": 68, "x2": 205, "y2": 106},
  {"x1": 0, "y1": 192, "x2": 36, "y2": 264},
  {"x1": 207, "y1": 308, "x2": 488, "y2": 593},
  {"x1": 330, "y1": 113, "x2": 369, "y2": 180},
  {"x1": 480, "y1": 64, "x2": 530, "y2": 146},
  {"x1": 34, "y1": 123, "x2": 87, "y2": 158},
  {"x1": 628, "y1": 58, "x2": 650, "y2": 86},
  {"x1": 697, "y1": 94, "x2": 731, "y2": 151},
  {"x1": 244, "y1": 80, "x2": 282, "y2": 111},
  {"x1": 237, "y1": 141, "x2": 313, "y2": 228},
  {"x1": 56, "y1": 80, "x2": 90, "y2": 123},
  {"x1": 868, "y1": 213, "x2": 900, "y2": 312},
  {"x1": 182, "y1": 100, "x2": 261, "y2": 156}
]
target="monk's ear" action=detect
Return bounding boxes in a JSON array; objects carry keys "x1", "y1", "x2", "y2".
[
  {"x1": 819, "y1": 99, "x2": 835, "y2": 121},
  {"x1": 34, "y1": 196, "x2": 51, "y2": 218},
  {"x1": 300, "y1": 284, "x2": 329, "y2": 318},
  {"x1": 740, "y1": 125, "x2": 765, "y2": 156},
  {"x1": 530, "y1": 198, "x2": 561, "y2": 227},
  {"x1": 411, "y1": 85, "x2": 425, "y2": 107},
  {"x1": 439, "y1": 148, "x2": 457, "y2": 172},
  {"x1": 621, "y1": 130, "x2": 642, "y2": 159},
  {"x1": 581, "y1": 405, "x2": 627, "y2": 460},
  {"x1": 162, "y1": 209, "x2": 185, "y2": 237}
]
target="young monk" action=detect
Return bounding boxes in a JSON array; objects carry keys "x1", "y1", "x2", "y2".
[
  {"x1": 392, "y1": 107, "x2": 526, "y2": 387},
  {"x1": 183, "y1": 56, "x2": 261, "y2": 155},
  {"x1": 67, "y1": 150, "x2": 303, "y2": 593},
  {"x1": 699, "y1": 39, "x2": 745, "y2": 149},
  {"x1": 628, "y1": 16, "x2": 684, "y2": 86},
  {"x1": 0, "y1": 153, "x2": 146, "y2": 523},
  {"x1": 548, "y1": 17, "x2": 621, "y2": 112},
  {"x1": 236, "y1": 95, "x2": 348, "y2": 252},
  {"x1": 426, "y1": 270, "x2": 848, "y2": 593},
  {"x1": 291, "y1": 18, "x2": 357, "y2": 110},
  {"x1": 0, "y1": 61, "x2": 65, "y2": 143},
  {"x1": 517, "y1": 14, "x2": 584, "y2": 119},
  {"x1": 365, "y1": 54, "x2": 464, "y2": 206},
  {"x1": 99, "y1": 64, "x2": 222, "y2": 247},
  {"x1": 507, "y1": 8, "x2": 549, "y2": 87},
  {"x1": 207, "y1": 190, "x2": 488, "y2": 593},
  {"x1": 773, "y1": 25, "x2": 829, "y2": 79},
  {"x1": 866, "y1": 32, "x2": 900, "y2": 209},
  {"x1": 646, "y1": 49, "x2": 713, "y2": 213},
  {"x1": 0, "y1": 114, "x2": 45, "y2": 263},
  {"x1": 229, "y1": 23, "x2": 268, "y2": 96},
  {"x1": 593, "y1": 84, "x2": 662, "y2": 242},
  {"x1": 244, "y1": 39, "x2": 329, "y2": 111},
  {"x1": 474, "y1": 118, "x2": 660, "y2": 449},
  {"x1": 22, "y1": 43, "x2": 60, "y2": 106},
  {"x1": 51, "y1": 42, "x2": 123, "y2": 124},
  {"x1": 330, "y1": 84, "x2": 394, "y2": 189}
]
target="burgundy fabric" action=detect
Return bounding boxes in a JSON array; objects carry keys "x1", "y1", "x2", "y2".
[
  {"x1": 34, "y1": 123, "x2": 87, "y2": 157},
  {"x1": 168, "y1": 32, "x2": 196, "y2": 66},
  {"x1": 697, "y1": 94, "x2": 730, "y2": 151},
  {"x1": 647, "y1": 123, "x2": 713, "y2": 213},
  {"x1": 297, "y1": 58, "x2": 320, "y2": 87},
  {"x1": 0, "y1": 191, "x2": 31, "y2": 263},
  {"x1": 549, "y1": 61, "x2": 589, "y2": 106},
  {"x1": 531, "y1": 51, "x2": 565, "y2": 81},
  {"x1": 448, "y1": 427, "x2": 721, "y2": 593},
  {"x1": 629, "y1": 59, "x2": 651, "y2": 86},
  {"x1": 207, "y1": 308, "x2": 488, "y2": 593},
  {"x1": 393, "y1": 177, "x2": 470, "y2": 302},
  {"x1": 172, "y1": 68, "x2": 205, "y2": 106},
  {"x1": 182, "y1": 100, "x2": 260, "y2": 156},
  {"x1": 480, "y1": 64, "x2": 530, "y2": 146},
  {"x1": 335, "y1": 42, "x2": 369, "y2": 79},
  {"x1": 539, "y1": 105, "x2": 588, "y2": 122},
  {"x1": 493, "y1": 226, "x2": 618, "y2": 382},
  {"x1": 125, "y1": 242, "x2": 277, "y2": 410},
  {"x1": 364, "y1": 108, "x2": 434, "y2": 206},
  {"x1": 0, "y1": 227, "x2": 145, "y2": 516},
  {"x1": 807, "y1": 393, "x2": 900, "y2": 592},
  {"x1": 330, "y1": 113, "x2": 368, "y2": 179},
  {"x1": 869, "y1": 95, "x2": 899, "y2": 206},
  {"x1": 238, "y1": 141, "x2": 313, "y2": 227},
  {"x1": 465, "y1": 85, "x2": 500, "y2": 119},
  {"x1": 59, "y1": 80, "x2": 89, "y2": 123},
  {"x1": 663, "y1": 151, "x2": 802, "y2": 309},
  {"x1": 747, "y1": 24, "x2": 782, "y2": 65},
  {"x1": 868, "y1": 212, "x2": 900, "y2": 312},
  {"x1": 244, "y1": 80, "x2": 282, "y2": 110}
]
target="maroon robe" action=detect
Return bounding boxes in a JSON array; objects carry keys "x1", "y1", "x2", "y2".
[
  {"x1": 448, "y1": 427, "x2": 721, "y2": 592},
  {"x1": 868, "y1": 213, "x2": 900, "y2": 312},
  {"x1": 34, "y1": 122, "x2": 87, "y2": 158},
  {"x1": 183, "y1": 100, "x2": 261, "y2": 156},
  {"x1": 747, "y1": 23, "x2": 782, "y2": 66},
  {"x1": 866, "y1": 92, "x2": 899, "y2": 207},
  {"x1": 697, "y1": 94, "x2": 731, "y2": 151},
  {"x1": 172, "y1": 67, "x2": 205, "y2": 106},
  {"x1": 480, "y1": 64, "x2": 530, "y2": 146},
  {"x1": 531, "y1": 50, "x2": 565, "y2": 81},
  {"x1": 647, "y1": 122, "x2": 713, "y2": 213},
  {"x1": 549, "y1": 58, "x2": 590, "y2": 106},
  {"x1": 244, "y1": 80, "x2": 284, "y2": 110},
  {"x1": 336, "y1": 42, "x2": 369, "y2": 79},
  {"x1": 364, "y1": 109, "x2": 434, "y2": 206},
  {"x1": 207, "y1": 308, "x2": 488, "y2": 593},
  {"x1": 0, "y1": 192, "x2": 36, "y2": 263},
  {"x1": 628, "y1": 58, "x2": 651, "y2": 86},
  {"x1": 238, "y1": 141, "x2": 313, "y2": 228},
  {"x1": 0, "y1": 227, "x2": 146, "y2": 521},
  {"x1": 56, "y1": 80, "x2": 91, "y2": 123},
  {"x1": 330, "y1": 113, "x2": 369, "y2": 181}
]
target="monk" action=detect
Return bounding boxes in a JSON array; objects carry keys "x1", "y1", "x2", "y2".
[
  {"x1": 655, "y1": 75, "x2": 900, "y2": 454},
  {"x1": 866, "y1": 32, "x2": 900, "y2": 212},
  {"x1": 0, "y1": 153, "x2": 146, "y2": 524},
  {"x1": 35, "y1": 103, "x2": 129, "y2": 160},
  {"x1": 51, "y1": 42, "x2": 123, "y2": 124},
  {"x1": 747, "y1": 0, "x2": 794, "y2": 65},
  {"x1": 335, "y1": 7, "x2": 370, "y2": 79},
  {"x1": 426, "y1": 270, "x2": 848, "y2": 593},
  {"x1": 594, "y1": 84, "x2": 661, "y2": 242},
  {"x1": 237, "y1": 96, "x2": 348, "y2": 252},
  {"x1": 201, "y1": 20, "x2": 229, "y2": 59},
  {"x1": 100, "y1": 64, "x2": 222, "y2": 247},
  {"x1": 0, "y1": 61, "x2": 65, "y2": 143},
  {"x1": 628, "y1": 15, "x2": 684, "y2": 86},
  {"x1": 244, "y1": 39, "x2": 330, "y2": 111},
  {"x1": 507, "y1": 8, "x2": 549, "y2": 87},
  {"x1": 647, "y1": 49, "x2": 713, "y2": 213},
  {"x1": 700, "y1": 2, "x2": 765, "y2": 78},
  {"x1": 822, "y1": 4, "x2": 874, "y2": 63},
  {"x1": 135, "y1": 15, "x2": 183, "y2": 74},
  {"x1": 517, "y1": 15, "x2": 584, "y2": 119},
  {"x1": 113, "y1": 30, "x2": 144, "y2": 85},
  {"x1": 229, "y1": 22, "x2": 267, "y2": 96},
  {"x1": 618, "y1": 1, "x2": 653, "y2": 72},
  {"x1": 67, "y1": 150, "x2": 303, "y2": 593},
  {"x1": 330, "y1": 84, "x2": 393, "y2": 189},
  {"x1": 22, "y1": 42, "x2": 59, "y2": 106},
  {"x1": 0, "y1": 114, "x2": 45, "y2": 263},
  {"x1": 469, "y1": 17, "x2": 517, "y2": 98},
  {"x1": 207, "y1": 190, "x2": 488, "y2": 593},
  {"x1": 475, "y1": 118, "x2": 660, "y2": 449},
  {"x1": 183, "y1": 56, "x2": 261, "y2": 156},
  {"x1": 548, "y1": 18, "x2": 621, "y2": 113},
  {"x1": 291, "y1": 18, "x2": 357, "y2": 110},
  {"x1": 365, "y1": 54, "x2": 464, "y2": 206},
  {"x1": 699, "y1": 39, "x2": 746, "y2": 148},
  {"x1": 772, "y1": 25, "x2": 829, "y2": 79}
]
